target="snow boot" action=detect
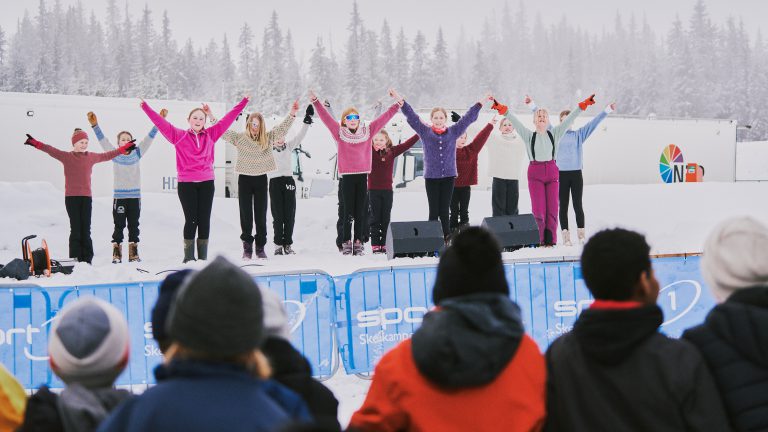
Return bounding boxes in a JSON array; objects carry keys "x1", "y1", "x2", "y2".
[
  {"x1": 371, "y1": 245, "x2": 381, "y2": 254},
  {"x1": 196, "y1": 239, "x2": 208, "y2": 261},
  {"x1": 577, "y1": 228, "x2": 586, "y2": 244},
  {"x1": 183, "y1": 239, "x2": 196, "y2": 263},
  {"x1": 254, "y1": 245, "x2": 267, "y2": 259},
  {"x1": 341, "y1": 241, "x2": 353, "y2": 255},
  {"x1": 562, "y1": 230, "x2": 573, "y2": 247},
  {"x1": 353, "y1": 240, "x2": 365, "y2": 256},
  {"x1": 112, "y1": 243, "x2": 122, "y2": 264},
  {"x1": 283, "y1": 244, "x2": 296, "y2": 255},
  {"x1": 274, "y1": 244, "x2": 284, "y2": 256},
  {"x1": 128, "y1": 242, "x2": 141, "y2": 262},
  {"x1": 242, "y1": 240, "x2": 253, "y2": 260}
]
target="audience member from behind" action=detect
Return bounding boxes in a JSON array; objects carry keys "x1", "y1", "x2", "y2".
[
  {"x1": 348, "y1": 227, "x2": 545, "y2": 432},
  {"x1": 97, "y1": 256, "x2": 311, "y2": 432},
  {"x1": 0, "y1": 363, "x2": 26, "y2": 431},
  {"x1": 261, "y1": 290, "x2": 341, "y2": 431},
  {"x1": 545, "y1": 228, "x2": 732, "y2": 432},
  {"x1": 150, "y1": 269, "x2": 194, "y2": 355},
  {"x1": 683, "y1": 216, "x2": 768, "y2": 432},
  {"x1": 20, "y1": 297, "x2": 131, "y2": 432}
]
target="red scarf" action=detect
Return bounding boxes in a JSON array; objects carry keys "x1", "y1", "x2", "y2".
[{"x1": 431, "y1": 125, "x2": 447, "y2": 135}]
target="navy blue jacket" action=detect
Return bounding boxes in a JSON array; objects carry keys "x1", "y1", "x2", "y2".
[{"x1": 97, "y1": 360, "x2": 312, "y2": 432}]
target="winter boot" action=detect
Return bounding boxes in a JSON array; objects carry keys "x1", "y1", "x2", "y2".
[
  {"x1": 283, "y1": 244, "x2": 296, "y2": 255},
  {"x1": 254, "y1": 245, "x2": 267, "y2": 259},
  {"x1": 577, "y1": 228, "x2": 586, "y2": 244},
  {"x1": 274, "y1": 244, "x2": 284, "y2": 256},
  {"x1": 562, "y1": 230, "x2": 573, "y2": 247},
  {"x1": 353, "y1": 240, "x2": 365, "y2": 256},
  {"x1": 341, "y1": 241, "x2": 353, "y2": 255},
  {"x1": 196, "y1": 239, "x2": 209, "y2": 261},
  {"x1": 242, "y1": 240, "x2": 253, "y2": 260},
  {"x1": 183, "y1": 239, "x2": 196, "y2": 263},
  {"x1": 112, "y1": 243, "x2": 122, "y2": 264},
  {"x1": 371, "y1": 245, "x2": 381, "y2": 254},
  {"x1": 128, "y1": 242, "x2": 141, "y2": 262}
]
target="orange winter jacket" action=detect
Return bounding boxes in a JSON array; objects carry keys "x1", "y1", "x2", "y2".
[{"x1": 348, "y1": 335, "x2": 546, "y2": 432}]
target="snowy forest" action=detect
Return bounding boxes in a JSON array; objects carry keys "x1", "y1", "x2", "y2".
[{"x1": 0, "y1": 0, "x2": 765, "y2": 140}]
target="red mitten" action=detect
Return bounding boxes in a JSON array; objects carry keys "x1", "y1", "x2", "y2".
[
  {"x1": 118, "y1": 139, "x2": 137, "y2": 155},
  {"x1": 24, "y1": 134, "x2": 44, "y2": 149},
  {"x1": 578, "y1": 94, "x2": 596, "y2": 111},
  {"x1": 491, "y1": 99, "x2": 508, "y2": 115}
]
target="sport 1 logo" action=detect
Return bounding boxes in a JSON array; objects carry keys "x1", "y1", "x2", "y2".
[
  {"x1": 659, "y1": 280, "x2": 702, "y2": 326},
  {"x1": 356, "y1": 307, "x2": 428, "y2": 329}
]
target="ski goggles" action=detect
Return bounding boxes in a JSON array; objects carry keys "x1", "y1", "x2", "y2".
[{"x1": 345, "y1": 114, "x2": 360, "y2": 121}]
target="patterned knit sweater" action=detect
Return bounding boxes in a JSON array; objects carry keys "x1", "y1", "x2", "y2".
[
  {"x1": 222, "y1": 114, "x2": 295, "y2": 176},
  {"x1": 93, "y1": 125, "x2": 158, "y2": 198}
]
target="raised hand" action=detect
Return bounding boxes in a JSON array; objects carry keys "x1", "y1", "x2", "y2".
[
  {"x1": 388, "y1": 88, "x2": 404, "y2": 106},
  {"x1": 578, "y1": 94, "x2": 596, "y2": 111},
  {"x1": 524, "y1": 95, "x2": 533, "y2": 105},
  {"x1": 303, "y1": 104, "x2": 315, "y2": 125},
  {"x1": 608, "y1": 102, "x2": 616, "y2": 111},
  {"x1": 491, "y1": 99, "x2": 508, "y2": 115},
  {"x1": 308, "y1": 89, "x2": 318, "y2": 102},
  {"x1": 139, "y1": 98, "x2": 146, "y2": 108},
  {"x1": 290, "y1": 100, "x2": 300, "y2": 116},
  {"x1": 201, "y1": 103, "x2": 212, "y2": 116},
  {"x1": 450, "y1": 111, "x2": 461, "y2": 123},
  {"x1": 87, "y1": 111, "x2": 98, "y2": 127},
  {"x1": 242, "y1": 93, "x2": 251, "y2": 101},
  {"x1": 24, "y1": 134, "x2": 43, "y2": 149},
  {"x1": 480, "y1": 93, "x2": 494, "y2": 105},
  {"x1": 118, "y1": 139, "x2": 137, "y2": 155},
  {"x1": 159, "y1": 108, "x2": 169, "y2": 118},
  {"x1": 490, "y1": 115, "x2": 499, "y2": 125}
]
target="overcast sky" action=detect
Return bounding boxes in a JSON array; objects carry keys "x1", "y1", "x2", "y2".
[{"x1": 3, "y1": 0, "x2": 765, "y2": 59}]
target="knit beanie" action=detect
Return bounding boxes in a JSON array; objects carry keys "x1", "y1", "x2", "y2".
[
  {"x1": 71, "y1": 128, "x2": 88, "y2": 145},
  {"x1": 702, "y1": 216, "x2": 768, "y2": 300},
  {"x1": 48, "y1": 297, "x2": 130, "y2": 389},
  {"x1": 261, "y1": 288, "x2": 291, "y2": 340},
  {"x1": 432, "y1": 227, "x2": 509, "y2": 305},
  {"x1": 0, "y1": 364, "x2": 26, "y2": 431},
  {"x1": 167, "y1": 256, "x2": 264, "y2": 356},
  {"x1": 151, "y1": 269, "x2": 194, "y2": 349}
]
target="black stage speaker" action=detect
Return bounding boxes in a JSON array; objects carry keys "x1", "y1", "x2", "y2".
[
  {"x1": 386, "y1": 221, "x2": 445, "y2": 260},
  {"x1": 481, "y1": 214, "x2": 540, "y2": 251}
]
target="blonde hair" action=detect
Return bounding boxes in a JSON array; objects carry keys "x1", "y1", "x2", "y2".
[
  {"x1": 245, "y1": 112, "x2": 268, "y2": 149},
  {"x1": 430, "y1": 107, "x2": 448, "y2": 120},
  {"x1": 341, "y1": 107, "x2": 360, "y2": 130},
  {"x1": 165, "y1": 343, "x2": 272, "y2": 379},
  {"x1": 374, "y1": 130, "x2": 394, "y2": 149},
  {"x1": 499, "y1": 118, "x2": 512, "y2": 131},
  {"x1": 187, "y1": 108, "x2": 207, "y2": 120}
]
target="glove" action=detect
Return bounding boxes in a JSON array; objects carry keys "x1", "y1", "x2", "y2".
[
  {"x1": 118, "y1": 139, "x2": 137, "y2": 155},
  {"x1": 491, "y1": 99, "x2": 508, "y2": 115},
  {"x1": 24, "y1": 134, "x2": 43, "y2": 149},
  {"x1": 450, "y1": 111, "x2": 461, "y2": 123},
  {"x1": 303, "y1": 104, "x2": 314, "y2": 125},
  {"x1": 159, "y1": 108, "x2": 169, "y2": 118},
  {"x1": 578, "y1": 94, "x2": 596, "y2": 111},
  {"x1": 87, "y1": 111, "x2": 98, "y2": 127}
]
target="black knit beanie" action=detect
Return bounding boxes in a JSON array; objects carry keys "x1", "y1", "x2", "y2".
[
  {"x1": 432, "y1": 227, "x2": 509, "y2": 305},
  {"x1": 167, "y1": 256, "x2": 264, "y2": 356},
  {"x1": 152, "y1": 269, "x2": 194, "y2": 349}
]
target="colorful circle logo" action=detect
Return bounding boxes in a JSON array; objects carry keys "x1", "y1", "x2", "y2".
[{"x1": 659, "y1": 144, "x2": 684, "y2": 183}]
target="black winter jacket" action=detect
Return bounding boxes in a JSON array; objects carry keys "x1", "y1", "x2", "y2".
[
  {"x1": 545, "y1": 303, "x2": 733, "y2": 432},
  {"x1": 683, "y1": 287, "x2": 768, "y2": 432}
]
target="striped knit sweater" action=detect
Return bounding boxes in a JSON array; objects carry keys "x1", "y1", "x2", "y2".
[
  {"x1": 93, "y1": 124, "x2": 158, "y2": 198},
  {"x1": 222, "y1": 114, "x2": 295, "y2": 176}
]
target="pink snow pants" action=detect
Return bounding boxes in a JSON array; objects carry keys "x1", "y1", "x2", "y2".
[{"x1": 527, "y1": 160, "x2": 559, "y2": 245}]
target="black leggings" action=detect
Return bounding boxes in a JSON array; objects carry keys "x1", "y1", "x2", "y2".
[
  {"x1": 368, "y1": 189, "x2": 394, "y2": 246},
  {"x1": 238, "y1": 174, "x2": 268, "y2": 246},
  {"x1": 177, "y1": 180, "x2": 215, "y2": 240},
  {"x1": 425, "y1": 177, "x2": 455, "y2": 237},
  {"x1": 449, "y1": 186, "x2": 471, "y2": 231},
  {"x1": 341, "y1": 174, "x2": 368, "y2": 242},
  {"x1": 65, "y1": 196, "x2": 93, "y2": 263},
  {"x1": 559, "y1": 170, "x2": 584, "y2": 230}
]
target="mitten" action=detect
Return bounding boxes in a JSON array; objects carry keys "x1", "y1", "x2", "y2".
[
  {"x1": 118, "y1": 139, "x2": 137, "y2": 155},
  {"x1": 491, "y1": 99, "x2": 508, "y2": 115},
  {"x1": 24, "y1": 134, "x2": 43, "y2": 149},
  {"x1": 304, "y1": 104, "x2": 314, "y2": 125},
  {"x1": 87, "y1": 112, "x2": 98, "y2": 127},
  {"x1": 450, "y1": 111, "x2": 461, "y2": 123},
  {"x1": 579, "y1": 94, "x2": 596, "y2": 111}
]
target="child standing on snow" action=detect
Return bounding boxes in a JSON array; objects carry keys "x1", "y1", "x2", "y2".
[
  {"x1": 450, "y1": 117, "x2": 495, "y2": 234},
  {"x1": 310, "y1": 89, "x2": 401, "y2": 256},
  {"x1": 267, "y1": 105, "x2": 313, "y2": 256},
  {"x1": 87, "y1": 109, "x2": 168, "y2": 263},
  {"x1": 367, "y1": 130, "x2": 420, "y2": 254},
  {"x1": 24, "y1": 129, "x2": 137, "y2": 264},
  {"x1": 491, "y1": 94, "x2": 596, "y2": 246},
  {"x1": 487, "y1": 117, "x2": 527, "y2": 217},
  {"x1": 208, "y1": 101, "x2": 297, "y2": 260}
]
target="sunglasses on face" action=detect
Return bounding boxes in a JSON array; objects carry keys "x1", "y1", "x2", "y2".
[{"x1": 345, "y1": 114, "x2": 360, "y2": 121}]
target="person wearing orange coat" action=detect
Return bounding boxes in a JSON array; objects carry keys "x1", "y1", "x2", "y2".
[{"x1": 348, "y1": 227, "x2": 546, "y2": 432}]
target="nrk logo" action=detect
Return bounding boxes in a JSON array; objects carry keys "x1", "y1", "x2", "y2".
[{"x1": 659, "y1": 144, "x2": 705, "y2": 183}]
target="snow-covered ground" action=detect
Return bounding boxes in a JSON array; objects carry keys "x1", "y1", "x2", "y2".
[{"x1": 1, "y1": 180, "x2": 767, "y2": 425}]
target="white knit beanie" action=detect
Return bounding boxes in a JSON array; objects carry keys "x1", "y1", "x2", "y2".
[
  {"x1": 702, "y1": 216, "x2": 768, "y2": 301},
  {"x1": 260, "y1": 288, "x2": 291, "y2": 341},
  {"x1": 48, "y1": 297, "x2": 129, "y2": 388}
]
